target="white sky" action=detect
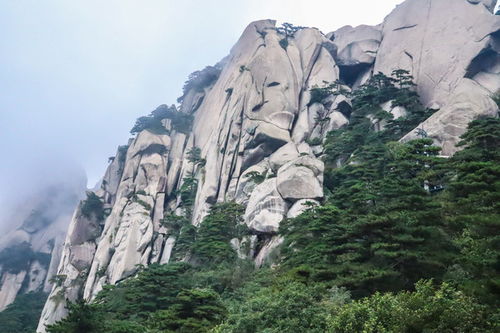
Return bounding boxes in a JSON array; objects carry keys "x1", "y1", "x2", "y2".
[{"x1": 0, "y1": 0, "x2": 407, "y2": 222}]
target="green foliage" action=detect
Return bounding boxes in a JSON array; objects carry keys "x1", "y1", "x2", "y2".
[
  {"x1": 46, "y1": 301, "x2": 105, "y2": 333},
  {"x1": 186, "y1": 147, "x2": 206, "y2": 168},
  {"x1": 278, "y1": 38, "x2": 289, "y2": 50},
  {"x1": 283, "y1": 139, "x2": 452, "y2": 295},
  {"x1": 178, "y1": 66, "x2": 221, "y2": 102},
  {"x1": 47, "y1": 117, "x2": 500, "y2": 332},
  {"x1": 327, "y1": 280, "x2": 495, "y2": 332},
  {"x1": 150, "y1": 288, "x2": 226, "y2": 333},
  {"x1": 129, "y1": 115, "x2": 167, "y2": 135},
  {"x1": 49, "y1": 274, "x2": 67, "y2": 287},
  {"x1": 95, "y1": 263, "x2": 193, "y2": 321},
  {"x1": 306, "y1": 137, "x2": 323, "y2": 146},
  {"x1": 48, "y1": 262, "x2": 235, "y2": 333},
  {"x1": 275, "y1": 23, "x2": 304, "y2": 50},
  {"x1": 191, "y1": 202, "x2": 246, "y2": 265},
  {"x1": 131, "y1": 104, "x2": 193, "y2": 135},
  {"x1": 275, "y1": 22, "x2": 304, "y2": 38},
  {"x1": 179, "y1": 173, "x2": 198, "y2": 210},
  {"x1": 171, "y1": 224, "x2": 197, "y2": 261},
  {"x1": 244, "y1": 170, "x2": 267, "y2": 184},
  {"x1": 215, "y1": 279, "x2": 331, "y2": 333},
  {"x1": 323, "y1": 70, "x2": 435, "y2": 165},
  {"x1": 0, "y1": 291, "x2": 47, "y2": 333},
  {"x1": 161, "y1": 214, "x2": 190, "y2": 236},
  {"x1": 308, "y1": 80, "x2": 347, "y2": 106},
  {"x1": 80, "y1": 191, "x2": 105, "y2": 221},
  {"x1": 0, "y1": 242, "x2": 51, "y2": 274},
  {"x1": 443, "y1": 118, "x2": 500, "y2": 305}
]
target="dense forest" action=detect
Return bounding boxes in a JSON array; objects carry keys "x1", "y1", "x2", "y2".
[{"x1": 4, "y1": 71, "x2": 499, "y2": 332}]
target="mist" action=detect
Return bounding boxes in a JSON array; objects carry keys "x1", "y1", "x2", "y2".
[{"x1": 0, "y1": 0, "x2": 406, "y2": 233}]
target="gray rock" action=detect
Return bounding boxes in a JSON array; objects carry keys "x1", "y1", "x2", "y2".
[
  {"x1": 331, "y1": 25, "x2": 382, "y2": 67},
  {"x1": 244, "y1": 178, "x2": 288, "y2": 233},
  {"x1": 277, "y1": 156, "x2": 324, "y2": 201},
  {"x1": 287, "y1": 199, "x2": 320, "y2": 219},
  {"x1": 401, "y1": 78, "x2": 499, "y2": 155},
  {"x1": 269, "y1": 142, "x2": 300, "y2": 172}
]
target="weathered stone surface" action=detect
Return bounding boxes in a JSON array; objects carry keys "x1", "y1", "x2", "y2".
[
  {"x1": 37, "y1": 5, "x2": 500, "y2": 331},
  {"x1": 254, "y1": 236, "x2": 283, "y2": 267},
  {"x1": 287, "y1": 199, "x2": 320, "y2": 219},
  {"x1": 467, "y1": 0, "x2": 498, "y2": 12},
  {"x1": 331, "y1": 24, "x2": 382, "y2": 83},
  {"x1": 277, "y1": 156, "x2": 324, "y2": 201},
  {"x1": 235, "y1": 159, "x2": 271, "y2": 206},
  {"x1": 26, "y1": 261, "x2": 48, "y2": 293},
  {"x1": 244, "y1": 178, "x2": 288, "y2": 233},
  {"x1": 269, "y1": 142, "x2": 300, "y2": 172},
  {"x1": 0, "y1": 271, "x2": 27, "y2": 311},
  {"x1": 402, "y1": 78, "x2": 499, "y2": 155},
  {"x1": 374, "y1": 0, "x2": 499, "y2": 108},
  {"x1": 0, "y1": 174, "x2": 85, "y2": 314}
]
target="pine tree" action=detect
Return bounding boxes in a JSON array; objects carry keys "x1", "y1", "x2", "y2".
[
  {"x1": 283, "y1": 139, "x2": 452, "y2": 296},
  {"x1": 445, "y1": 118, "x2": 500, "y2": 305}
]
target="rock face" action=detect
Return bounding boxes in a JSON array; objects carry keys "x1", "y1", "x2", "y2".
[
  {"x1": 0, "y1": 175, "x2": 85, "y2": 311},
  {"x1": 373, "y1": 0, "x2": 500, "y2": 154},
  {"x1": 37, "y1": 2, "x2": 499, "y2": 331}
]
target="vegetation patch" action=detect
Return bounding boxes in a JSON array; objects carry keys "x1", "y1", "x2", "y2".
[{"x1": 81, "y1": 191, "x2": 105, "y2": 221}]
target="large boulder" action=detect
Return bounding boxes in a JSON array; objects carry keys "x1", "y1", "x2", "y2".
[
  {"x1": 277, "y1": 156, "x2": 324, "y2": 201},
  {"x1": 330, "y1": 25, "x2": 382, "y2": 83},
  {"x1": 269, "y1": 142, "x2": 300, "y2": 172},
  {"x1": 374, "y1": 0, "x2": 500, "y2": 108},
  {"x1": 244, "y1": 178, "x2": 288, "y2": 233},
  {"x1": 401, "y1": 78, "x2": 499, "y2": 155},
  {"x1": 287, "y1": 199, "x2": 320, "y2": 219}
]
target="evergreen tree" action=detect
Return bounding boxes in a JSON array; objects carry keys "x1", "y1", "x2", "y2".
[
  {"x1": 283, "y1": 139, "x2": 452, "y2": 296},
  {"x1": 192, "y1": 202, "x2": 246, "y2": 265},
  {"x1": 150, "y1": 288, "x2": 226, "y2": 333},
  {"x1": 444, "y1": 118, "x2": 500, "y2": 305}
]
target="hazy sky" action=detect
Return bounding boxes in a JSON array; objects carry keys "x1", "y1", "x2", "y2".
[{"x1": 0, "y1": 0, "x2": 408, "y2": 221}]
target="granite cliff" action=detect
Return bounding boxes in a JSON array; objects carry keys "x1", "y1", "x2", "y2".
[{"x1": 37, "y1": 0, "x2": 499, "y2": 331}]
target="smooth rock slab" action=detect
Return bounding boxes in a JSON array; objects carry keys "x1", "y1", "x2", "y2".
[
  {"x1": 244, "y1": 178, "x2": 288, "y2": 233},
  {"x1": 277, "y1": 156, "x2": 324, "y2": 201}
]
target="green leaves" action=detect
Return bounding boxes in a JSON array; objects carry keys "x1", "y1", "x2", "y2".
[
  {"x1": 191, "y1": 202, "x2": 246, "y2": 265},
  {"x1": 0, "y1": 292, "x2": 47, "y2": 333},
  {"x1": 80, "y1": 191, "x2": 105, "y2": 221},
  {"x1": 327, "y1": 280, "x2": 493, "y2": 333},
  {"x1": 130, "y1": 104, "x2": 193, "y2": 135}
]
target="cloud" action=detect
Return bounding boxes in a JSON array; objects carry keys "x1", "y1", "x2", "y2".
[{"x1": 0, "y1": 0, "x2": 403, "y2": 232}]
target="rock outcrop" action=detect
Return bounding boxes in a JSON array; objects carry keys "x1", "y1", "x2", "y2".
[
  {"x1": 373, "y1": 0, "x2": 500, "y2": 154},
  {"x1": 37, "y1": 1, "x2": 499, "y2": 331},
  {"x1": 0, "y1": 175, "x2": 85, "y2": 311}
]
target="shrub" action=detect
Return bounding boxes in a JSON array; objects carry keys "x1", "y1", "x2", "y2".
[
  {"x1": 150, "y1": 288, "x2": 226, "y2": 333},
  {"x1": 80, "y1": 191, "x2": 105, "y2": 221},
  {"x1": 279, "y1": 38, "x2": 289, "y2": 50},
  {"x1": 308, "y1": 80, "x2": 346, "y2": 106},
  {"x1": 191, "y1": 202, "x2": 246, "y2": 265},
  {"x1": 130, "y1": 104, "x2": 193, "y2": 135},
  {"x1": 327, "y1": 280, "x2": 494, "y2": 333},
  {"x1": 0, "y1": 291, "x2": 48, "y2": 333},
  {"x1": 306, "y1": 137, "x2": 322, "y2": 146},
  {"x1": 0, "y1": 242, "x2": 50, "y2": 274},
  {"x1": 187, "y1": 146, "x2": 206, "y2": 168},
  {"x1": 178, "y1": 66, "x2": 221, "y2": 102},
  {"x1": 244, "y1": 170, "x2": 267, "y2": 184}
]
